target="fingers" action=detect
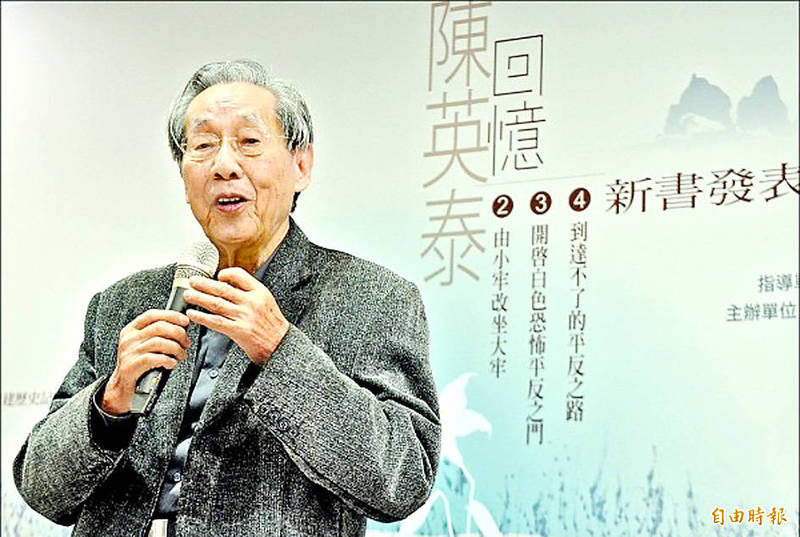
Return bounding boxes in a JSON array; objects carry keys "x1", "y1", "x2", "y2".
[
  {"x1": 120, "y1": 315, "x2": 191, "y2": 355},
  {"x1": 112, "y1": 353, "x2": 177, "y2": 398},
  {"x1": 139, "y1": 320, "x2": 192, "y2": 349},
  {"x1": 128, "y1": 309, "x2": 189, "y2": 331},
  {"x1": 117, "y1": 310, "x2": 191, "y2": 385},
  {"x1": 186, "y1": 308, "x2": 232, "y2": 333},
  {"x1": 142, "y1": 353, "x2": 180, "y2": 370},
  {"x1": 186, "y1": 269, "x2": 285, "y2": 366},
  {"x1": 109, "y1": 309, "x2": 194, "y2": 414},
  {"x1": 137, "y1": 336, "x2": 188, "y2": 360},
  {"x1": 125, "y1": 353, "x2": 180, "y2": 376},
  {"x1": 189, "y1": 275, "x2": 247, "y2": 300},
  {"x1": 183, "y1": 287, "x2": 239, "y2": 317},
  {"x1": 102, "y1": 350, "x2": 180, "y2": 414},
  {"x1": 216, "y1": 267, "x2": 260, "y2": 292}
]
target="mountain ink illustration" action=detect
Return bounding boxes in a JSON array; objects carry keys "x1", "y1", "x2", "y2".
[
  {"x1": 664, "y1": 73, "x2": 793, "y2": 137},
  {"x1": 664, "y1": 74, "x2": 733, "y2": 135},
  {"x1": 737, "y1": 75, "x2": 790, "y2": 134}
]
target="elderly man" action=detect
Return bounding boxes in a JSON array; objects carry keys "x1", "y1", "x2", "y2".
[{"x1": 14, "y1": 59, "x2": 441, "y2": 537}]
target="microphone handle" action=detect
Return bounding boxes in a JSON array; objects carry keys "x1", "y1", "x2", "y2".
[{"x1": 130, "y1": 284, "x2": 190, "y2": 415}]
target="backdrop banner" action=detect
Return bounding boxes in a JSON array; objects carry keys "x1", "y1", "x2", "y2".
[{"x1": 2, "y1": 3, "x2": 797, "y2": 536}]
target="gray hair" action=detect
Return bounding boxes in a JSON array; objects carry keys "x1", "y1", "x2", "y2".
[{"x1": 167, "y1": 59, "x2": 313, "y2": 210}]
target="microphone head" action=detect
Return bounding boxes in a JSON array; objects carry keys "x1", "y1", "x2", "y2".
[{"x1": 174, "y1": 240, "x2": 219, "y2": 281}]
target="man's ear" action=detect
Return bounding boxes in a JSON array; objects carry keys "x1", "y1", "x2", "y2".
[
  {"x1": 294, "y1": 144, "x2": 314, "y2": 193},
  {"x1": 179, "y1": 166, "x2": 190, "y2": 203}
]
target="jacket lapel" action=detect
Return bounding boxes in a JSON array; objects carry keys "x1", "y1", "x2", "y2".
[
  {"x1": 199, "y1": 218, "x2": 314, "y2": 428},
  {"x1": 258, "y1": 218, "x2": 314, "y2": 325}
]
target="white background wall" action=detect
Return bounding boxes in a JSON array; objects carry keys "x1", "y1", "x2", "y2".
[{"x1": 2, "y1": 3, "x2": 798, "y2": 535}]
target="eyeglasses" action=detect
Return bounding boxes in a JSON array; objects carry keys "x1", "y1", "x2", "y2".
[{"x1": 179, "y1": 130, "x2": 288, "y2": 161}]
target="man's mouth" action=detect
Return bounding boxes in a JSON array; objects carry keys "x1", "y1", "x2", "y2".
[{"x1": 215, "y1": 196, "x2": 248, "y2": 212}]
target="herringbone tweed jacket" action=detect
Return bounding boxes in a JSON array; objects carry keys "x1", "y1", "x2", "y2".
[{"x1": 14, "y1": 219, "x2": 441, "y2": 537}]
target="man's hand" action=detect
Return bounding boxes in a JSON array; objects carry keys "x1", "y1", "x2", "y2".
[
  {"x1": 183, "y1": 267, "x2": 290, "y2": 366},
  {"x1": 102, "y1": 310, "x2": 191, "y2": 415}
]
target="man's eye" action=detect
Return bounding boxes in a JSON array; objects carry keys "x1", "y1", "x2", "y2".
[
  {"x1": 193, "y1": 141, "x2": 215, "y2": 151},
  {"x1": 240, "y1": 138, "x2": 262, "y2": 146}
]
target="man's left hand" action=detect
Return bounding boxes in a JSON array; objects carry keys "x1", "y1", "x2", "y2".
[{"x1": 183, "y1": 268, "x2": 289, "y2": 366}]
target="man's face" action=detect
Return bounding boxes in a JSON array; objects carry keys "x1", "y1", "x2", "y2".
[{"x1": 181, "y1": 82, "x2": 312, "y2": 257}]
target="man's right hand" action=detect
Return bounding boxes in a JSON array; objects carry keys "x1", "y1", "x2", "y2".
[{"x1": 101, "y1": 309, "x2": 191, "y2": 415}]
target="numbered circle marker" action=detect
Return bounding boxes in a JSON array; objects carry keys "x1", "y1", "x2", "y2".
[
  {"x1": 530, "y1": 191, "x2": 552, "y2": 215},
  {"x1": 569, "y1": 188, "x2": 591, "y2": 212},
  {"x1": 492, "y1": 195, "x2": 514, "y2": 218}
]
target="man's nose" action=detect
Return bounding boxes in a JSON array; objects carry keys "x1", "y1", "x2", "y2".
[{"x1": 211, "y1": 139, "x2": 243, "y2": 180}]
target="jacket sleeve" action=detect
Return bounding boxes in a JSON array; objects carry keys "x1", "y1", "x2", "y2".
[
  {"x1": 241, "y1": 279, "x2": 441, "y2": 523},
  {"x1": 13, "y1": 293, "x2": 127, "y2": 525}
]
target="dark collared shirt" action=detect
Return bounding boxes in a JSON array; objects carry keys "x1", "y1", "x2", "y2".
[{"x1": 91, "y1": 258, "x2": 273, "y2": 518}]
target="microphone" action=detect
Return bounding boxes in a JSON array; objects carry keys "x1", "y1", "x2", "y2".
[{"x1": 130, "y1": 241, "x2": 219, "y2": 415}]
